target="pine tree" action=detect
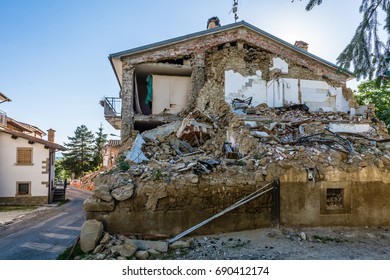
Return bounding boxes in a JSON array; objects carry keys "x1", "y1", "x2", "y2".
[
  {"x1": 93, "y1": 123, "x2": 108, "y2": 168},
  {"x1": 295, "y1": 0, "x2": 390, "y2": 82},
  {"x1": 62, "y1": 125, "x2": 95, "y2": 178}
]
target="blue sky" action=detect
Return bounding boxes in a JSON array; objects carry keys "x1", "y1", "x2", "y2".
[{"x1": 0, "y1": 0, "x2": 364, "y2": 145}]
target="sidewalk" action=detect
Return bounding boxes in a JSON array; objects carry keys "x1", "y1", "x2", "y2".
[{"x1": 0, "y1": 206, "x2": 51, "y2": 226}]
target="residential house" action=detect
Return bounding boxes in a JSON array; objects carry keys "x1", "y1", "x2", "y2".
[
  {"x1": 0, "y1": 108, "x2": 65, "y2": 205},
  {"x1": 91, "y1": 20, "x2": 390, "y2": 236},
  {"x1": 104, "y1": 20, "x2": 355, "y2": 142},
  {"x1": 102, "y1": 139, "x2": 121, "y2": 169}
]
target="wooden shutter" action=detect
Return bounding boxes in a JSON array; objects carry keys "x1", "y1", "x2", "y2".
[{"x1": 17, "y1": 148, "x2": 32, "y2": 165}]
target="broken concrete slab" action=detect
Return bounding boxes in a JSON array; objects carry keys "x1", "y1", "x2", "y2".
[
  {"x1": 141, "y1": 121, "x2": 182, "y2": 141},
  {"x1": 126, "y1": 134, "x2": 149, "y2": 163},
  {"x1": 328, "y1": 123, "x2": 372, "y2": 134}
]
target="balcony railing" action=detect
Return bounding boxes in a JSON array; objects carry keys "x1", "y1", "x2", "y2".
[
  {"x1": 0, "y1": 110, "x2": 6, "y2": 126},
  {"x1": 102, "y1": 97, "x2": 121, "y2": 117}
]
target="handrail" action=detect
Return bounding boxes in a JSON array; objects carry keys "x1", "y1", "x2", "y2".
[{"x1": 103, "y1": 97, "x2": 121, "y2": 117}]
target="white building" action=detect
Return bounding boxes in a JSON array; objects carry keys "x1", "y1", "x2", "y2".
[{"x1": 0, "y1": 113, "x2": 64, "y2": 205}]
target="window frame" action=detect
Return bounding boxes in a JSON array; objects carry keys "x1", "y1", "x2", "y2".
[
  {"x1": 320, "y1": 184, "x2": 351, "y2": 215},
  {"x1": 16, "y1": 147, "x2": 33, "y2": 166},
  {"x1": 16, "y1": 181, "x2": 31, "y2": 196}
]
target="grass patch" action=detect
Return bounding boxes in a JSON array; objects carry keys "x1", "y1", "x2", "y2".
[
  {"x1": 0, "y1": 205, "x2": 38, "y2": 212},
  {"x1": 57, "y1": 242, "x2": 86, "y2": 260},
  {"x1": 57, "y1": 199, "x2": 70, "y2": 207},
  {"x1": 313, "y1": 235, "x2": 345, "y2": 244}
]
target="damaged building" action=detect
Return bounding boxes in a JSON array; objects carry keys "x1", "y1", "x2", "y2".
[{"x1": 89, "y1": 20, "x2": 390, "y2": 237}]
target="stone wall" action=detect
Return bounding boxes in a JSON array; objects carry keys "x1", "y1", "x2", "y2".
[
  {"x1": 85, "y1": 171, "x2": 273, "y2": 237},
  {"x1": 0, "y1": 196, "x2": 47, "y2": 205}
]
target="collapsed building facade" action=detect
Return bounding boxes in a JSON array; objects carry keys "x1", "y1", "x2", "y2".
[{"x1": 88, "y1": 20, "x2": 390, "y2": 237}]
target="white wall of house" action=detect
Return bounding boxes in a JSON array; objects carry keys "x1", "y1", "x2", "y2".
[
  {"x1": 224, "y1": 58, "x2": 349, "y2": 112},
  {"x1": 151, "y1": 75, "x2": 191, "y2": 115},
  {"x1": 0, "y1": 132, "x2": 49, "y2": 198}
]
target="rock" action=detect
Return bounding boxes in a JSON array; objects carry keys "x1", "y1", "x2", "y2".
[
  {"x1": 110, "y1": 245, "x2": 122, "y2": 256},
  {"x1": 119, "y1": 243, "x2": 138, "y2": 258},
  {"x1": 100, "y1": 232, "x2": 111, "y2": 244},
  {"x1": 169, "y1": 240, "x2": 191, "y2": 250},
  {"x1": 185, "y1": 174, "x2": 199, "y2": 184},
  {"x1": 92, "y1": 244, "x2": 104, "y2": 254},
  {"x1": 80, "y1": 219, "x2": 104, "y2": 253},
  {"x1": 94, "y1": 186, "x2": 113, "y2": 202},
  {"x1": 300, "y1": 232, "x2": 307, "y2": 241},
  {"x1": 135, "y1": 250, "x2": 149, "y2": 260},
  {"x1": 147, "y1": 249, "x2": 161, "y2": 256},
  {"x1": 83, "y1": 195, "x2": 115, "y2": 212},
  {"x1": 267, "y1": 229, "x2": 283, "y2": 238},
  {"x1": 126, "y1": 239, "x2": 168, "y2": 253},
  {"x1": 111, "y1": 184, "x2": 135, "y2": 201}
]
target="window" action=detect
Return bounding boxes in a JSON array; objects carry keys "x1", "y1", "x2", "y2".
[
  {"x1": 326, "y1": 189, "x2": 344, "y2": 210},
  {"x1": 320, "y1": 185, "x2": 351, "y2": 215},
  {"x1": 16, "y1": 182, "x2": 31, "y2": 196},
  {"x1": 16, "y1": 147, "x2": 32, "y2": 165}
]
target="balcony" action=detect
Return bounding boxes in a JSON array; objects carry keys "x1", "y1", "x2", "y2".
[
  {"x1": 0, "y1": 110, "x2": 7, "y2": 127},
  {"x1": 102, "y1": 97, "x2": 121, "y2": 129}
]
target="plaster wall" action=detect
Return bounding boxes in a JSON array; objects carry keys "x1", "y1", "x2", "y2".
[
  {"x1": 224, "y1": 70, "x2": 349, "y2": 112},
  {"x1": 279, "y1": 167, "x2": 390, "y2": 227}
]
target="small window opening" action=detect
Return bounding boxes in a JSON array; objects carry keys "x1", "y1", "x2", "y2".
[{"x1": 326, "y1": 188, "x2": 344, "y2": 210}]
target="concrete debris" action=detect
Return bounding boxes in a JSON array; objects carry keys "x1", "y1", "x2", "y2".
[
  {"x1": 126, "y1": 134, "x2": 149, "y2": 163},
  {"x1": 176, "y1": 112, "x2": 213, "y2": 146},
  {"x1": 83, "y1": 102, "x2": 390, "y2": 237}
]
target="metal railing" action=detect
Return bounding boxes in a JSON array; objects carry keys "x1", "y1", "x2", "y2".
[{"x1": 103, "y1": 97, "x2": 121, "y2": 117}]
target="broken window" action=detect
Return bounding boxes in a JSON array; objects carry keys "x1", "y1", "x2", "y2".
[{"x1": 326, "y1": 188, "x2": 344, "y2": 210}]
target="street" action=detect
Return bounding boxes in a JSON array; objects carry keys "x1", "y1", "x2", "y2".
[{"x1": 0, "y1": 187, "x2": 90, "y2": 260}]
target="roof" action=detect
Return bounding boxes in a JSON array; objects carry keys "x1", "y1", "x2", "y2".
[
  {"x1": 0, "y1": 92, "x2": 11, "y2": 103},
  {"x1": 5, "y1": 117, "x2": 46, "y2": 136},
  {"x1": 109, "y1": 21, "x2": 354, "y2": 85},
  {"x1": 0, "y1": 126, "x2": 65, "y2": 151}
]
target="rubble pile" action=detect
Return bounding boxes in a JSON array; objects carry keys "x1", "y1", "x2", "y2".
[
  {"x1": 118, "y1": 103, "x2": 390, "y2": 185},
  {"x1": 83, "y1": 100, "x2": 390, "y2": 238}
]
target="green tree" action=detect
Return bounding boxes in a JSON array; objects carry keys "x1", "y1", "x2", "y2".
[
  {"x1": 93, "y1": 123, "x2": 108, "y2": 168},
  {"x1": 294, "y1": 0, "x2": 390, "y2": 82},
  {"x1": 55, "y1": 157, "x2": 71, "y2": 180},
  {"x1": 62, "y1": 125, "x2": 95, "y2": 178},
  {"x1": 355, "y1": 80, "x2": 390, "y2": 130}
]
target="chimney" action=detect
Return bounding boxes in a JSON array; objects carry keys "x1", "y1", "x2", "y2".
[
  {"x1": 294, "y1": 40, "x2": 309, "y2": 52},
  {"x1": 207, "y1": 16, "x2": 221, "y2": 29},
  {"x1": 47, "y1": 129, "x2": 55, "y2": 142}
]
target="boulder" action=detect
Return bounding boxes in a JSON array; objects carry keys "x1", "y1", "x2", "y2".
[
  {"x1": 83, "y1": 195, "x2": 115, "y2": 212},
  {"x1": 80, "y1": 219, "x2": 104, "y2": 253},
  {"x1": 111, "y1": 184, "x2": 135, "y2": 201},
  {"x1": 94, "y1": 186, "x2": 113, "y2": 202}
]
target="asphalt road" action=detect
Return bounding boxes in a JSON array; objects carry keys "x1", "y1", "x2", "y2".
[{"x1": 0, "y1": 187, "x2": 91, "y2": 260}]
